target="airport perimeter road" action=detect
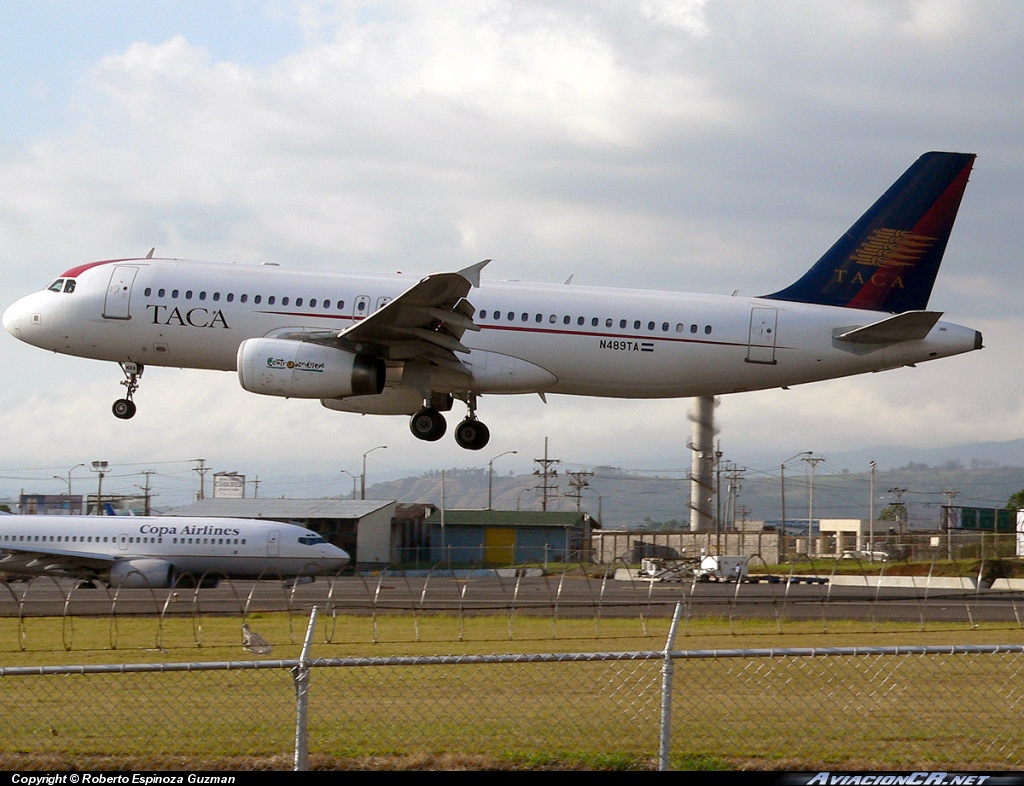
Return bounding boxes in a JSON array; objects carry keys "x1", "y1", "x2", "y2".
[{"x1": 2, "y1": 575, "x2": 1024, "y2": 625}]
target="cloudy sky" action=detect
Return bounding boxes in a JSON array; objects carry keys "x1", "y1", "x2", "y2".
[{"x1": 0, "y1": 1, "x2": 1021, "y2": 506}]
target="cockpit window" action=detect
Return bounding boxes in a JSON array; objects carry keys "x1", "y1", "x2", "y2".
[
  {"x1": 298, "y1": 534, "x2": 327, "y2": 546},
  {"x1": 48, "y1": 279, "x2": 64, "y2": 292},
  {"x1": 63, "y1": 280, "x2": 76, "y2": 294}
]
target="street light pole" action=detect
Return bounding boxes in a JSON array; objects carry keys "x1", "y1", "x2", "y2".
[
  {"x1": 361, "y1": 445, "x2": 387, "y2": 500},
  {"x1": 869, "y1": 460, "x2": 876, "y2": 557},
  {"x1": 780, "y1": 451, "x2": 812, "y2": 551},
  {"x1": 487, "y1": 450, "x2": 517, "y2": 509}
]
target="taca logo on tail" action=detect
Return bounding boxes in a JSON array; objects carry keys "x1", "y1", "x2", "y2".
[{"x1": 765, "y1": 151, "x2": 975, "y2": 313}]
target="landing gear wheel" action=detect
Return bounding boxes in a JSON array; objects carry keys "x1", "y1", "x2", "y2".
[
  {"x1": 112, "y1": 398, "x2": 137, "y2": 420},
  {"x1": 454, "y1": 418, "x2": 490, "y2": 450},
  {"x1": 113, "y1": 361, "x2": 143, "y2": 420},
  {"x1": 409, "y1": 407, "x2": 447, "y2": 442}
]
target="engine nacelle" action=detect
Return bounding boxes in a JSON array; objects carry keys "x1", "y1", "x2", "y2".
[
  {"x1": 109, "y1": 558, "x2": 176, "y2": 589},
  {"x1": 238, "y1": 338, "x2": 385, "y2": 399}
]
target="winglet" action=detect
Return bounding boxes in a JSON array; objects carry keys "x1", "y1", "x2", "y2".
[{"x1": 458, "y1": 259, "x2": 490, "y2": 288}]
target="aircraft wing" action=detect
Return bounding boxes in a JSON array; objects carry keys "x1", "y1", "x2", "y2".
[
  {"x1": 331, "y1": 260, "x2": 489, "y2": 371},
  {"x1": 0, "y1": 544, "x2": 114, "y2": 579}
]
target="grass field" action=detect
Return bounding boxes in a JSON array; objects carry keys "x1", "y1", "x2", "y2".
[{"x1": 1, "y1": 612, "x2": 1023, "y2": 770}]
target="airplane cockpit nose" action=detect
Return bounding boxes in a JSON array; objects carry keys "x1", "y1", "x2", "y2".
[{"x1": 2, "y1": 299, "x2": 25, "y2": 338}]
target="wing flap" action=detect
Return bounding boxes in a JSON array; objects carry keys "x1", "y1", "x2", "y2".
[
  {"x1": 335, "y1": 261, "x2": 488, "y2": 367},
  {"x1": 0, "y1": 546, "x2": 114, "y2": 578}
]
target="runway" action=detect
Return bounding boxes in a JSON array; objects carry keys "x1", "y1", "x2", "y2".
[{"x1": 3, "y1": 574, "x2": 1024, "y2": 625}]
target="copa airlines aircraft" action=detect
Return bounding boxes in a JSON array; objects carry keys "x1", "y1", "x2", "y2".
[
  {"x1": 0, "y1": 515, "x2": 349, "y2": 588},
  {"x1": 3, "y1": 152, "x2": 981, "y2": 450}
]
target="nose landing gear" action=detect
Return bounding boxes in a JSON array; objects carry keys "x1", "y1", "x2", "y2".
[{"x1": 112, "y1": 361, "x2": 143, "y2": 420}]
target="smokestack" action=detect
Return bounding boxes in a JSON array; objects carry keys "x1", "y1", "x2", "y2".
[{"x1": 689, "y1": 396, "x2": 717, "y2": 532}]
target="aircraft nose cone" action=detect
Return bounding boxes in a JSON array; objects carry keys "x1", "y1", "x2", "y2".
[{"x1": 2, "y1": 299, "x2": 24, "y2": 337}]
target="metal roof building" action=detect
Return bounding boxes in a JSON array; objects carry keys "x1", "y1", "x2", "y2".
[
  {"x1": 423, "y1": 509, "x2": 597, "y2": 565},
  {"x1": 166, "y1": 498, "x2": 395, "y2": 565}
]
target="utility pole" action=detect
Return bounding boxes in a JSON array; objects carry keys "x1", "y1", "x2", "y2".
[
  {"x1": 889, "y1": 487, "x2": 908, "y2": 535},
  {"x1": 802, "y1": 455, "x2": 824, "y2": 555},
  {"x1": 565, "y1": 470, "x2": 594, "y2": 512},
  {"x1": 140, "y1": 470, "x2": 156, "y2": 516},
  {"x1": 725, "y1": 466, "x2": 745, "y2": 530},
  {"x1": 252, "y1": 475, "x2": 261, "y2": 499},
  {"x1": 193, "y1": 459, "x2": 209, "y2": 501},
  {"x1": 533, "y1": 438, "x2": 560, "y2": 512},
  {"x1": 942, "y1": 488, "x2": 960, "y2": 561}
]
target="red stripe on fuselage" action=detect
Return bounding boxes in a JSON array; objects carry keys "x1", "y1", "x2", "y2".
[{"x1": 60, "y1": 259, "x2": 141, "y2": 278}]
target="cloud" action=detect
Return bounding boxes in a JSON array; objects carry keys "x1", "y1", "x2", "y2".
[{"x1": 0, "y1": 1, "x2": 1022, "y2": 504}]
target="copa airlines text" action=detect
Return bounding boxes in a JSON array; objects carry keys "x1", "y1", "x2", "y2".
[{"x1": 3, "y1": 152, "x2": 982, "y2": 450}]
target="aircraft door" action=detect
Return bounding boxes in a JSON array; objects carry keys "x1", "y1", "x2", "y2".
[
  {"x1": 266, "y1": 529, "x2": 281, "y2": 557},
  {"x1": 103, "y1": 266, "x2": 139, "y2": 320},
  {"x1": 746, "y1": 307, "x2": 778, "y2": 364},
  {"x1": 118, "y1": 534, "x2": 129, "y2": 551}
]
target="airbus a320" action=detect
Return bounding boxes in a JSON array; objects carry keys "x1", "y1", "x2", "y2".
[{"x1": 3, "y1": 152, "x2": 982, "y2": 450}]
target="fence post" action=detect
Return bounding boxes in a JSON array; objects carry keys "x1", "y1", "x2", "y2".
[
  {"x1": 659, "y1": 601, "x2": 684, "y2": 771},
  {"x1": 293, "y1": 606, "x2": 319, "y2": 772}
]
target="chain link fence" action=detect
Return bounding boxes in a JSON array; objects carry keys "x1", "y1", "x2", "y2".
[{"x1": 2, "y1": 608, "x2": 1023, "y2": 771}]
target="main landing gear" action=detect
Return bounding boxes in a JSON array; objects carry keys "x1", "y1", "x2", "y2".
[
  {"x1": 112, "y1": 361, "x2": 143, "y2": 420},
  {"x1": 408, "y1": 394, "x2": 490, "y2": 450}
]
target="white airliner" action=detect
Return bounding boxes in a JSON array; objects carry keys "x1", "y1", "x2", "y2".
[
  {"x1": 3, "y1": 152, "x2": 981, "y2": 450},
  {"x1": 0, "y1": 515, "x2": 350, "y2": 588}
]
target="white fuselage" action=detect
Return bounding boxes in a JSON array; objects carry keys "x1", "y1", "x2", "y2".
[
  {"x1": 0, "y1": 514, "x2": 350, "y2": 582},
  {"x1": 1, "y1": 258, "x2": 981, "y2": 402}
]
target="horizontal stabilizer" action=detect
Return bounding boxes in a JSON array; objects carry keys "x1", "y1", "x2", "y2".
[{"x1": 834, "y1": 311, "x2": 943, "y2": 345}]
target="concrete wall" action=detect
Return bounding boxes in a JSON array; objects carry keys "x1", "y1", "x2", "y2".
[
  {"x1": 592, "y1": 530, "x2": 780, "y2": 565},
  {"x1": 356, "y1": 503, "x2": 396, "y2": 564}
]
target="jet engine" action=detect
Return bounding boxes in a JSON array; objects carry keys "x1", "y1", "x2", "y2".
[
  {"x1": 108, "y1": 558, "x2": 176, "y2": 589},
  {"x1": 237, "y1": 338, "x2": 385, "y2": 399}
]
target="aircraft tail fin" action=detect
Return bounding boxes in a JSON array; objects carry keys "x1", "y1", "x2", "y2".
[{"x1": 764, "y1": 152, "x2": 975, "y2": 313}]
